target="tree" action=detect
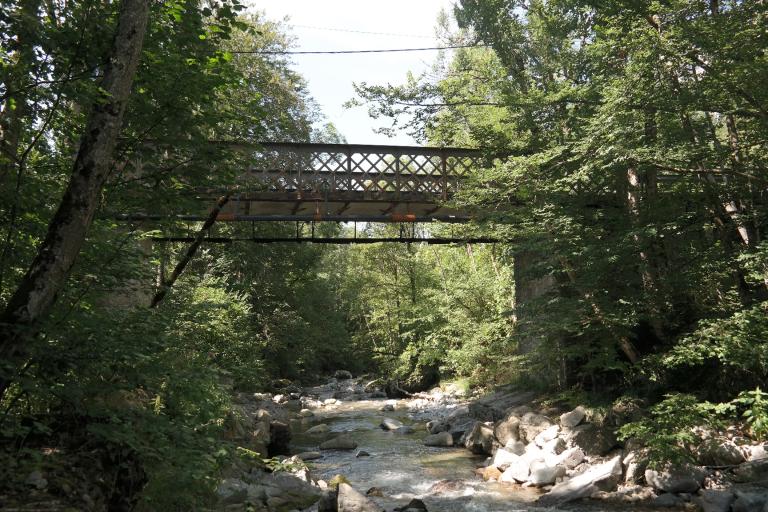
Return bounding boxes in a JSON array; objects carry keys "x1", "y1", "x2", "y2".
[{"x1": 0, "y1": 0, "x2": 151, "y2": 398}]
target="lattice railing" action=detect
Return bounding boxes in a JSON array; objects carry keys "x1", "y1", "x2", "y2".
[{"x1": 240, "y1": 142, "x2": 482, "y2": 200}]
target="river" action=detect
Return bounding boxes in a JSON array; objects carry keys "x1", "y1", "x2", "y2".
[{"x1": 286, "y1": 385, "x2": 668, "y2": 512}]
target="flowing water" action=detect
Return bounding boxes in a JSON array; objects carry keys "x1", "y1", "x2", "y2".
[
  {"x1": 289, "y1": 386, "x2": 671, "y2": 512},
  {"x1": 291, "y1": 397, "x2": 561, "y2": 511}
]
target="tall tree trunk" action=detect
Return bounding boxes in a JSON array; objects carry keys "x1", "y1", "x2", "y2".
[{"x1": 0, "y1": 0, "x2": 151, "y2": 399}]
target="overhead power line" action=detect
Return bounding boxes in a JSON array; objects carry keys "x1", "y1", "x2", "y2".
[
  {"x1": 288, "y1": 24, "x2": 434, "y2": 39},
  {"x1": 232, "y1": 44, "x2": 488, "y2": 55}
]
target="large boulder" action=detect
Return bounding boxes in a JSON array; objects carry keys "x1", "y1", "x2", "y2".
[
  {"x1": 644, "y1": 463, "x2": 707, "y2": 493},
  {"x1": 697, "y1": 439, "x2": 746, "y2": 466},
  {"x1": 694, "y1": 489, "x2": 735, "y2": 512},
  {"x1": 528, "y1": 460, "x2": 565, "y2": 486},
  {"x1": 320, "y1": 435, "x2": 358, "y2": 450},
  {"x1": 227, "y1": 472, "x2": 323, "y2": 511},
  {"x1": 538, "y1": 455, "x2": 623, "y2": 506},
  {"x1": 732, "y1": 490, "x2": 768, "y2": 512},
  {"x1": 337, "y1": 483, "x2": 380, "y2": 512},
  {"x1": 559, "y1": 406, "x2": 586, "y2": 428},
  {"x1": 492, "y1": 447, "x2": 522, "y2": 469},
  {"x1": 732, "y1": 458, "x2": 768, "y2": 483},
  {"x1": 564, "y1": 423, "x2": 616, "y2": 456},
  {"x1": 519, "y1": 412, "x2": 555, "y2": 443},
  {"x1": 494, "y1": 414, "x2": 521, "y2": 446},
  {"x1": 746, "y1": 444, "x2": 768, "y2": 461},
  {"x1": 424, "y1": 431, "x2": 453, "y2": 447},
  {"x1": 462, "y1": 423, "x2": 495, "y2": 455},
  {"x1": 533, "y1": 425, "x2": 560, "y2": 447},
  {"x1": 499, "y1": 455, "x2": 531, "y2": 483},
  {"x1": 468, "y1": 389, "x2": 537, "y2": 421},
  {"x1": 547, "y1": 446, "x2": 584, "y2": 469}
]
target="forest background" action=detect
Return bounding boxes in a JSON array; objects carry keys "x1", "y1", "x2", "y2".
[{"x1": 1, "y1": 0, "x2": 767, "y2": 508}]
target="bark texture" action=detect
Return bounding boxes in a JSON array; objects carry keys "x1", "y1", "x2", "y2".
[{"x1": 0, "y1": 0, "x2": 151, "y2": 396}]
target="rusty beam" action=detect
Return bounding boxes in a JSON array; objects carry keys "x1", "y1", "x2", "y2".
[
  {"x1": 118, "y1": 213, "x2": 472, "y2": 223},
  {"x1": 151, "y1": 236, "x2": 502, "y2": 245}
]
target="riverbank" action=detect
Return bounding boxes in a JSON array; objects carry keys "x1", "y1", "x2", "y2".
[{"x1": 215, "y1": 375, "x2": 768, "y2": 511}]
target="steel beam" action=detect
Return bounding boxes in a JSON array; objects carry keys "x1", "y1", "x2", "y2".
[
  {"x1": 117, "y1": 213, "x2": 473, "y2": 223},
  {"x1": 151, "y1": 236, "x2": 502, "y2": 245}
]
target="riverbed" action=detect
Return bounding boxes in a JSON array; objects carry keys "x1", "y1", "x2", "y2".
[{"x1": 285, "y1": 380, "x2": 678, "y2": 512}]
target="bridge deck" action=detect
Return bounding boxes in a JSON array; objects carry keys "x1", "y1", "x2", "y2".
[
  {"x1": 120, "y1": 142, "x2": 489, "y2": 224},
  {"x1": 212, "y1": 142, "x2": 481, "y2": 221}
]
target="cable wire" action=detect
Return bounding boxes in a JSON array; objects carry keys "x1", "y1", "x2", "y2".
[{"x1": 232, "y1": 44, "x2": 487, "y2": 55}]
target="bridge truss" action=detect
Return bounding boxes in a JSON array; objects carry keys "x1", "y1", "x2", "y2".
[{"x1": 121, "y1": 142, "x2": 499, "y2": 244}]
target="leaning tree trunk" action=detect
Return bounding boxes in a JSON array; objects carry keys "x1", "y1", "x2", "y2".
[{"x1": 0, "y1": 0, "x2": 151, "y2": 399}]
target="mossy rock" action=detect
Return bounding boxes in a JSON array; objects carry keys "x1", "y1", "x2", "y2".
[{"x1": 328, "y1": 474, "x2": 350, "y2": 489}]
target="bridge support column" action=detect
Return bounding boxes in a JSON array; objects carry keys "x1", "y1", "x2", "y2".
[{"x1": 514, "y1": 251, "x2": 560, "y2": 384}]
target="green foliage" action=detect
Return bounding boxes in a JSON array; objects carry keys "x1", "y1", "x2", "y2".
[
  {"x1": 732, "y1": 387, "x2": 768, "y2": 441},
  {"x1": 617, "y1": 393, "x2": 719, "y2": 467}
]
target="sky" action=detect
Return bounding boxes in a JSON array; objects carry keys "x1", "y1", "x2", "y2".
[{"x1": 249, "y1": 1, "x2": 457, "y2": 146}]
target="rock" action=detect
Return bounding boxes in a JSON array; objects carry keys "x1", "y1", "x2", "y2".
[
  {"x1": 324, "y1": 398, "x2": 338, "y2": 405},
  {"x1": 531, "y1": 461, "x2": 566, "y2": 486},
  {"x1": 499, "y1": 457, "x2": 530, "y2": 483},
  {"x1": 564, "y1": 423, "x2": 617, "y2": 456},
  {"x1": 355, "y1": 450, "x2": 370, "y2": 458},
  {"x1": 463, "y1": 422, "x2": 495, "y2": 455},
  {"x1": 469, "y1": 389, "x2": 537, "y2": 421},
  {"x1": 380, "y1": 404, "x2": 395, "y2": 412},
  {"x1": 622, "y1": 451, "x2": 647, "y2": 483},
  {"x1": 321, "y1": 435, "x2": 358, "y2": 450},
  {"x1": 273, "y1": 394, "x2": 288, "y2": 404},
  {"x1": 300, "y1": 409, "x2": 315, "y2": 418},
  {"x1": 645, "y1": 463, "x2": 707, "y2": 493},
  {"x1": 337, "y1": 482, "x2": 380, "y2": 512},
  {"x1": 549, "y1": 446, "x2": 584, "y2": 469},
  {"x1": 296, "y1": 451, "x2": 323, "y2": 461},
  {"x1": 394, "y1": 426, "x2": 414, "y2": 435},
  {"x1": 334, "y1": 370, "x2": 353, "y2": 380},
  {"x1": 395, "y1": 498, "x2": 427, "y2": 511},
  {"x1": 424, "y1": 431, "x2": 453, "y2": 447},
  {"x1": 538, "y1": 455, "x2": 623, "y2": 506},
  {"x1": 540, "y1": 437, "x2": 566, "y2": 456},
  {"x1": 306, "y1": 423, "x2": 331, "y2": 435},
  {"x1": 494, "y1": 414, "x2": 521, "y2": 446},
  {"x1": 698, "y1": 439, "x2": 746, "y2": 466},
  {"x1": 318, "y1": 489, "x2": 339, "y2": 512},
  {"x1": 534, "y1": 425, "x2": 560, "y2": 446},
  {"x1": 429, "y1": 479, "x2": 465, "y2": 493},
  {"x1": 217, "y1": 478, "x2": 249, "y2": 504},
  {"x1": 560, "y1": 406, "x2": 586, "y2": 428},
  {"x1": 694, "y1": 489, "x2": 735, "y2": 512},
  {"x1": 268, "y1": 421, "x2": 291, "y2": 456},
  {"x1": 504, "y1": 439, "x2": 527, "y2": 455},
  {"x1": 652, "y1": 493, "x2": 686, "y2": 508},
  {"x1": 261, "y1": 472, "x2": 322, "y2": 510},
  {"x1": 732, "y1": 458, "x2": 768, "y2": 482},
  {"x1": 380, "y1": 417, "x2": 404, "y2": 431},
  {"x1": 366, "y1": 487, "x2": 384, "y2": 497},
  {"x1": 746, "y1": 444, "x2": 768, "y2": 461},
  {"x1": 482, "y1": 465, "x2": 503, "y2": 481},
  {"x1": 519, "y1": 412, "x2": 555, "y2": 443},
  {"x1": 732, "y1": 490, "x2": 768, "y2": 512},
  {"x1": 492, "y1": 447, "x2": 522, "y2": 468}
]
